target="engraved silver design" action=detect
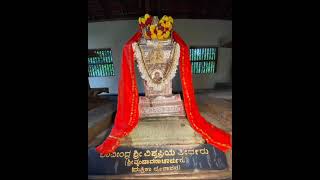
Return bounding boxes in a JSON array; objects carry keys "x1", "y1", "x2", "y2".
[{"x1": 132, "y1": 38, "x2": 185, "y2": 118}]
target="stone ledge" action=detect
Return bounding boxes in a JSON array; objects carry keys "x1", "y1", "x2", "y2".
[
  {"x1": 120, "y1": 116, "x2": 205, "y2": 147},
  {"x1": 88, "y1": 103, "x2": 116, "y2": 144},
  {"x1": 88, "y1": 169, "x2": 231, "y2": 180}
]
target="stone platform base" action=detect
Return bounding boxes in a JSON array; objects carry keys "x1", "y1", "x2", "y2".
[
  {"x1": 120, "y1": 116, "x2": 205, "y2": 147},
  {"x1": 139, "y1": 95, "x2": 186, "y2": 118},
  {"x1": 88, "y1": 144, "x2": 231, "y2": 179},
  {"x1": 88, "y1": 116, "x2": 232, "y2": 179},
  {"x1": 89, "y1": 169, "x2": 231, "y2": 180}
]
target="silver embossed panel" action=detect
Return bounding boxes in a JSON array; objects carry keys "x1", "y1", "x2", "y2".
[{"x1": 132, "y1": 38, "x2": 185, "y2": 118}]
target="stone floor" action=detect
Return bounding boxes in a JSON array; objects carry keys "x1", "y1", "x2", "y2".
[{"x1": 88, "y1": 103, "x2": 116, "y2": 144}]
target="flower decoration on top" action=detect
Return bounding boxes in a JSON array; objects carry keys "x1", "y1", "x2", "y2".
[{"x1": 138, "y1": 14, "x2": 174, "y2": 41}]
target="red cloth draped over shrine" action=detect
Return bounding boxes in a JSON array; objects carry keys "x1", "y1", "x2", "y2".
[{"x1": 96, "y1": 31, "x2": 232, "y2": 155}]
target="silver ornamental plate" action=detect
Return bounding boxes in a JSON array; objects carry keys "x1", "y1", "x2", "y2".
[{"x1": 133, "y1": 39, "x2": 180, "y2": 92}]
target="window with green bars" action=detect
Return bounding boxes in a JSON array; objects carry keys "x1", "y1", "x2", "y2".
[
  {"x1": 88, "y1": 49, "x2": 115, "y2": 77},
  {"x1": 189, "y1": 47, "x2": 217, "y2": 74}
]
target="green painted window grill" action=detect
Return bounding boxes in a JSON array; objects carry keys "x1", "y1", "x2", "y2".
[
  {"x1": 189, "y1": 47, "x2": 217, "y2": 74},
  {"x1": 88, "y1": 49, "x2": 115, "y2": 77}
]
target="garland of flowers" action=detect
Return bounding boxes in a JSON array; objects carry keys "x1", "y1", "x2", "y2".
[
  {"x1": 138, "y1": 14, "x2": 174, "y2": 40},
  {"x1": 132, "y1": 42, "x2": 180, "y2": 91}
]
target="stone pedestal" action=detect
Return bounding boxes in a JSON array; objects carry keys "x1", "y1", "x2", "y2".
[
  {"x1": 138, "y1": 95, "x2": 186, "y2": 118},
  {"x1": 121, "y1": 116, "x2": 204, "y2": 146},
  {"x1": 88, "y1": 116, "x2": 231, "y2": 179},
  {"x1": 88, "y1": 143, "x2": 230, "y2": 179}
]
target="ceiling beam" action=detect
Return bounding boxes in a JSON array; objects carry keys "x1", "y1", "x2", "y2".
[{"x1": 88, "y1": 0, "x2": 232, "y2": 22}]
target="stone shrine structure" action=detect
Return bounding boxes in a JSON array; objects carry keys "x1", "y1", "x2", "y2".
[{"x1": 90, "y1": 14, "x2": 232, "y2": 179}]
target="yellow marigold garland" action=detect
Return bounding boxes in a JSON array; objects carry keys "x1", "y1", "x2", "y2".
[{"x1": 138, "y1": 14, "x2": 174, "y2": 40}]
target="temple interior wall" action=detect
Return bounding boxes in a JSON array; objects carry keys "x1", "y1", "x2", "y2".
[{"x1": 88, "y1": 19, "x2": 232, "y2": 94}]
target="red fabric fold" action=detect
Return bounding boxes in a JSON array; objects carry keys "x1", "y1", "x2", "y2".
[
  {"x1": 96, "y1": 31, "x2": 231, "y2": 155},
  {"x1": 96, "y1": 32, "x2": 141, "y2": 155},
  {"x1": 173, "y1": 32, "x2": 232, "y2": 152}
]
